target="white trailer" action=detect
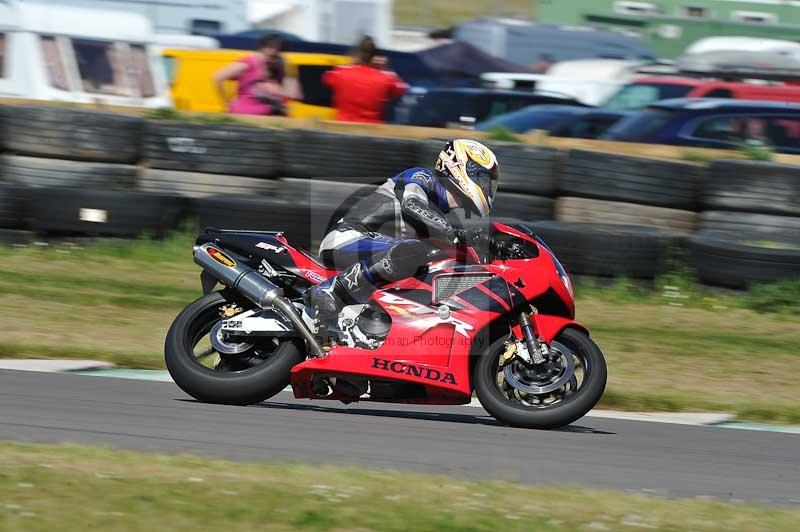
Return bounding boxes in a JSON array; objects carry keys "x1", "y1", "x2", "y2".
[
  {"x1": 26, "y1": 0, "x2": 249, "y2": 35},
  {"x1": 0, "y1": 1, "x2": 171, "y2": 107}
]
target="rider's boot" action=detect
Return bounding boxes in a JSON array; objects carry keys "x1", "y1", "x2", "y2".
[{"x1": 303, "y1": 262, "x2": 375, "y2": 321}]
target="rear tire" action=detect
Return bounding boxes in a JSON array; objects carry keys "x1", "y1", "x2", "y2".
[
  {"x1": 165, "y1": 291, "x2": 305, "y2": 405},
  {"x1": 475, "y1": 329, "x2": 607, "y2": 429}
]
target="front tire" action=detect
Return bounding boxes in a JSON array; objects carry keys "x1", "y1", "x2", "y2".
[
  {"x1": 475, "y1": 328, "x2": 607, "y2": 429},
  {"x1": 165, "y1": 291, "x2": 305, "y2": 405}
]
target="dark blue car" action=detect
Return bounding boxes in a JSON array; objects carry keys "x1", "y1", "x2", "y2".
[
  {"x1": 602, "y1": 98, "x2": 800, "y2": 154},
  {"x1": 396, "y1": 88, "x2": 585, "y2": 128},
  {"x1": 477, "y1": 105, "x2": 629, "y2": 139}
]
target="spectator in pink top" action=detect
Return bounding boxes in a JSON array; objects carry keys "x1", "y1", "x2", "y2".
[{"x1": 213, "y1": 35, "x2": 298, "y2": 116}]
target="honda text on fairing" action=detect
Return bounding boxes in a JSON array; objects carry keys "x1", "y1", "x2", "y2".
[{"x1": 165, "y1": 223, "x2": 607, "y2": 429}]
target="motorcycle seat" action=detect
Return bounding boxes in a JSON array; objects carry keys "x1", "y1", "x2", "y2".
[{"x1": 297, "y1": 248, "x2": 337, "y2": 269}]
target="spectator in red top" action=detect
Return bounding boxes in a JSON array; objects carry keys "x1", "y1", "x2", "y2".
[{"x1": 323, "y1": 36, "x2": 408, "y2": 124}]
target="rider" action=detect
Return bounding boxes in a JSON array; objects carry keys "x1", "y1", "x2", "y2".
[{"x1": 304, "y1": 139, "x2": 500, "y2": 319}]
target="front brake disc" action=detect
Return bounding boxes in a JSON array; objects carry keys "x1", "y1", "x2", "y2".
[{"x1": 503, "y1": 342, "x2": 575, "y2": 395}]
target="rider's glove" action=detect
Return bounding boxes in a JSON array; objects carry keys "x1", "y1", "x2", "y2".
[
  {"x1": 452, "y1": 226, "x2": 491, "y2": 248},
  {"x1": 452, "y1": 227, "x2": 468, "y2": 246}
]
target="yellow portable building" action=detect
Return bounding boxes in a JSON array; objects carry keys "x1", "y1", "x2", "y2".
[{"x1": 161, "y1": 49, "x2": 352, "y2": 119}]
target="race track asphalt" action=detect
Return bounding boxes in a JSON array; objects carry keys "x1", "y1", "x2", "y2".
[{"x1": 1, "y1": 369, "x2": 798, "y2": 505}]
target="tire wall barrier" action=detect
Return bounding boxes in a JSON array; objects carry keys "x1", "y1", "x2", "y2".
[
  {"x1": 283, "y1": 129, "x2": 420, "y2": 180},
  {"x1": 139, "y1": 169, "x2": 277, "y2": 198},
  {"x1": 1, "y1": 101, "x2": 799, "y2": 287},
  {"x1": 690, "y1": 159, "x2": 800, "y2": 287},
  {"x1": 142, "y1": 121, "x2": 282, "y2": 177},
  {"x1": 530, "y1": 221, "x2": 685, "y2": 279},
  {"x1": 704, "y1": 160, "x2": 800, "y2": 216},
  {"x1": 27, "y1": 188, "x2": 187, "y2": 238},
  {"x1": 2, "y1": 105, "x2": 143, "y2": 163},
  {"x1": 555, "y1": 197, "x2": 698, "y2": 234},
  {"x1": 561, "y1": 149, "x2": 703, "y2": 210},
  {"x1": 2, "y1": 155, "x2": 137, "y2": 190}
]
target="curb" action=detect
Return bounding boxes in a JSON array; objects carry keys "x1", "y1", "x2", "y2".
[{"x1": 0, "y1": 359, "x2": 115, "y2": 373}]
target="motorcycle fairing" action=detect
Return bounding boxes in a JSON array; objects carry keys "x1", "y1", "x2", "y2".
[
  {"x1": 196, "y1": 228, "x2": 338, "y2": 285},
  {"x1": 290, "y1": 290, "x2": 475, "y2": 405},
  {"x1": 290, "y1": 225, "x2": 585, "y2": 405}
]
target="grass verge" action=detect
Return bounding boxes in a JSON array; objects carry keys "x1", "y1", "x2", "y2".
[
  {"x1": 0, "y1": 441, "x2": 797, "y2": 531},
  {"x1": 1, "y1": 235, "x2": 798, "y2": 423},
  {"x1": 394, "y1": 0, "x2": 533, "y2": 27}
]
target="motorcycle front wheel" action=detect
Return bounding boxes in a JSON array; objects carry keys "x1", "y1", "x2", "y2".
[
  {"x1": 165, "y1": 291, "x2": 305, "y2": 405},
  {"x1": 475, "y1": 328, "x2": 607, "y2": 429}
]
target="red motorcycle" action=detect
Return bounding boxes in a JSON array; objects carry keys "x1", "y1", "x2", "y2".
[{"x1": 166, "y1": 222, "x2": 607, "y2": 429}]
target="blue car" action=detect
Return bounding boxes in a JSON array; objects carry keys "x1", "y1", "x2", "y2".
[
  {"x1": 477, "y1": 105, "x2": 588, "y2": 133},
  {"x1": 396, "y1": 88, "x2": 585, "y2": 128},
  {"x1": 548, "y1": 109, "x2": 631, "y2": 139},
  {"x1": 602, "y1": 98, "x2": 800, "y2": 154},
  {"x1": 478, "y1": 105, "x2": 628, "y2": 139}
]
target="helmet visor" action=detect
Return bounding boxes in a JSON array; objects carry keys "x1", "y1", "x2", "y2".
[{"x1": 466, "y1": 160, "x2": 498, "y2": 203}]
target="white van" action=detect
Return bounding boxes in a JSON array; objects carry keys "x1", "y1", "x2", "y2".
[
  {"x1": 0, "y1": 1, "x2": 171, "y2": 107},
  {"x1": 482, "y1": 59, "x2": 644, "y2": 106},
  {"x1": 686, "y1": 37, "x2": 800, "y2": 56}
]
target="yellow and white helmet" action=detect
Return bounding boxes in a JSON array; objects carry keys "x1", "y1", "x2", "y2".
[{"x1": 434, "y1": 139, "x2": 499, "y2": 217}]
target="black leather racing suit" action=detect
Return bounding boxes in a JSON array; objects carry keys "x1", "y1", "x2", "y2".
[{"x1": 309, "y1": 167, "x2": 466, "y2": 311}]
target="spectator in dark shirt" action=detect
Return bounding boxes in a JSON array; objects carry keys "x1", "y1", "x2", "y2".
[{"x1": 323, "y1": 36, "x2": 407, "y2": 124}]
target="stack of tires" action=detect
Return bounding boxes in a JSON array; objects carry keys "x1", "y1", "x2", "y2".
[
  {"x1": 140, "y1": 120, "x2": 282, "y2": 198},
  {"x1": 535, "y1": 149, "x2": 704, "y2": 278},
  {"x1": 192, "y1": 128, "x2": 406, "y2": 251},
  {"x1": 248, "y1": 129, "x2": 416, "y2": 250},
  {"x1": 0, "y1": 105, "x2": 184, "y2": 240},
  {"x1": 484, "y1": 142, "x2": 560, "y2": 221},
  {"x1": 690, "y1": 160, "x2": 800, "y2": 288},
  {"x1": 143, "y1": 120, "x2": 305, "y2": 248}
]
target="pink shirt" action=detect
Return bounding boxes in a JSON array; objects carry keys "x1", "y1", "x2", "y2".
[{"x1": 229, "y1": 55, "x2": 273, "y2": 116}]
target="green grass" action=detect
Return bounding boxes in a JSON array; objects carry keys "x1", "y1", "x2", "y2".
[
  {"x1": 575, "y1": 273, "x2": 800, "y2": 316},
  {"x1": 679, "y1": 150, "x2": 714, "y2": 164},
  {"x1": 738, "y1": 141, "x2": 775, "y2": 162},
  {"x1": 145, "y1": 107, "x2": 246, "y2": 125},
  {"x1": 0, "y1": 441, "x2": 797, "y2": 532},
  {"x1": 1, "y1": 234, "x2": 799, "y2": 422},
  {"x1": 394, "y1": 0, "x2": 534, "y2": 27},
  {"x1": 484, "y1": 125, "x2": 522, "y2": 143},
  {"x1": 742, "y1": 240, "x2": 800, "y2": 251}
]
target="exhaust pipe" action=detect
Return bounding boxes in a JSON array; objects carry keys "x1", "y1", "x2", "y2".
[{"x1": 194, "y1": 243, "x2": 326, "y2": 358}]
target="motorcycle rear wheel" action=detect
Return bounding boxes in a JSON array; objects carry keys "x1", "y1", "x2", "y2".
[
  {"x1": 475, "y1": 328, "x2": 607, "y2": 429},
  {"x1": 165, "y1": 291, "x2": 304, "y2": 405}
]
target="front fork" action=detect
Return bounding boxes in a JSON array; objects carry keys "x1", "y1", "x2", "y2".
[{"x1": 517, "y1": 311, "x2": 548, "y2": 365}]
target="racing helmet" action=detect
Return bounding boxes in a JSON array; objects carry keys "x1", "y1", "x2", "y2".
[{"x1": 434, "y1": 139, "x2": 499, "y2": 217}]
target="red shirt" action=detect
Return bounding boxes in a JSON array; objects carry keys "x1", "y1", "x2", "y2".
[{"x1": 323, "y1": 64, "x2": 407, "y2": 123}]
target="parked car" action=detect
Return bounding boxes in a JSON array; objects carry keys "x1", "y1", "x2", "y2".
[
  {"x1": 548, "y1": 109, "x2": 630, "y2": 139},
  {"x1": 396, "y1": 88, "x2": 586, "y2": 128},
  {"x1": 476, "y1": 105, "x2": 587, "y2": 133},
  {"x1": 477, "y1": 105, "x2": 628, "y2": 139},
  {"x1": 685, "y1": 36, "x2": 800, "y2": 56},
  {"x1": 482, "y1": 59, "x2": 644, "y2": 106},
  {"x1": 602, "y1": 76, "x2": 800, "y2": 111},
  {"x1": 601, "y1": 99, "x2": 800, "y2": 154}
]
